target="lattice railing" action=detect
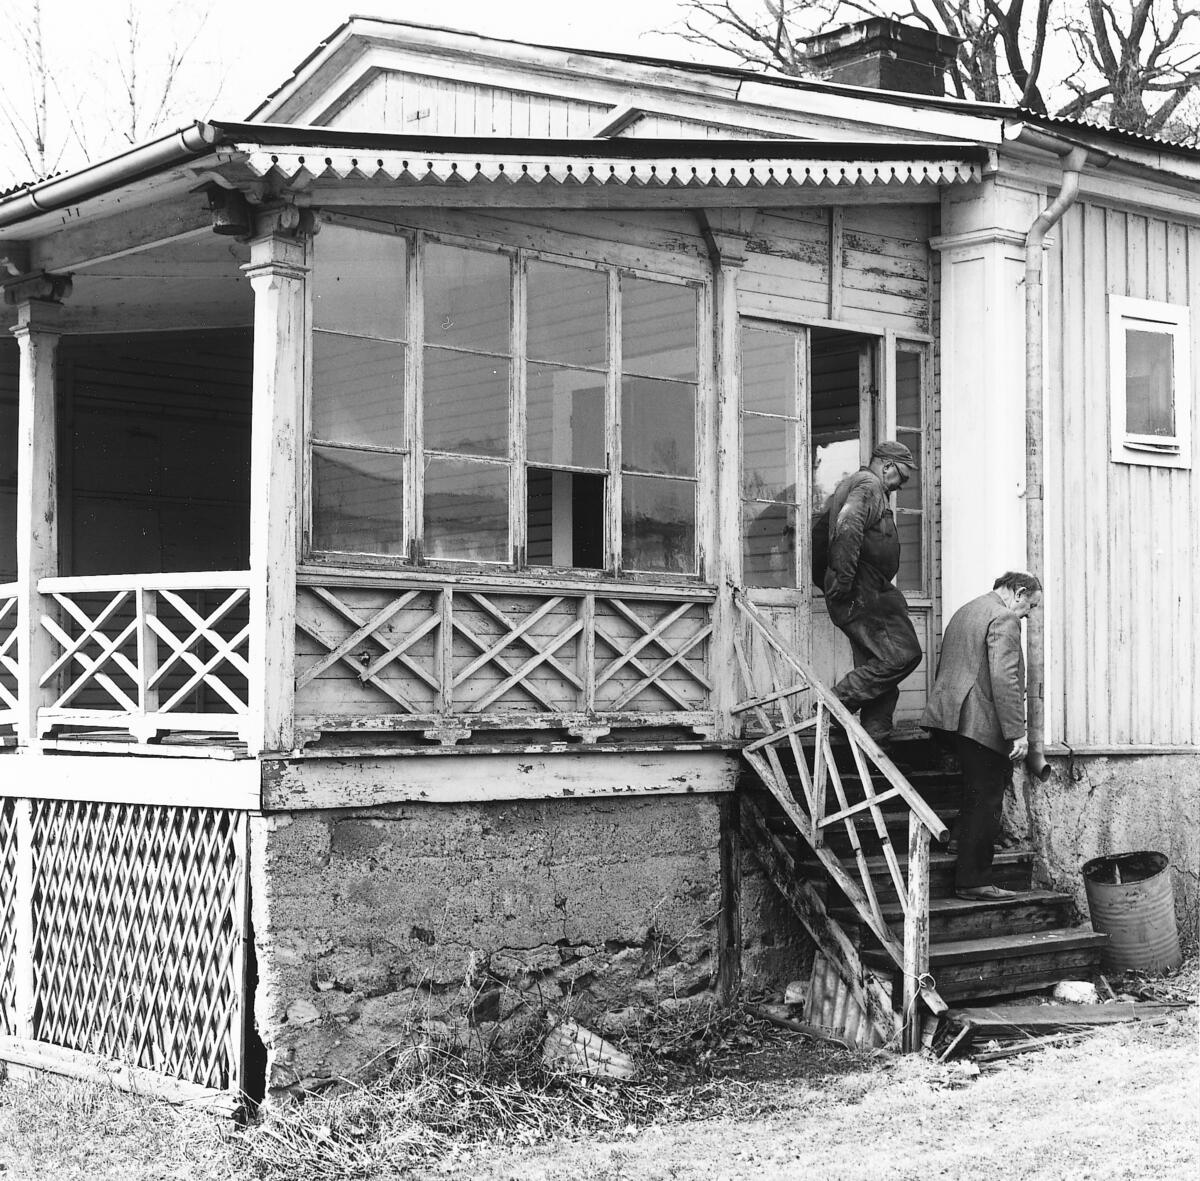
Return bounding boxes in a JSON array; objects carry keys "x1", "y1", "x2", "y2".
[
  {"x1": 0, "y1": 584, "x2": 17, "y2": 737},
  {"x1": 0, "y1": 795, "x2": 249, "y2": 1098},
  {"x1": 36, "y1": 573, "x2": 251, "y2": 743},
  {"x1": 732, "y1": 590, "x2": 948, "y2": 1050},
  {"x1": 295, "y1": 577, "x2": 715, "y2": 741}
]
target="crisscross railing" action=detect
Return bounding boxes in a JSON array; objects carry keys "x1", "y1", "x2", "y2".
[
  {"x1": 0, "y1": 585, "x2": 16, "y2": 739},
  {"x1": 36, "y1": 573, "x2": 251, "y2": 743},
  {"x1": 732, "y1": 590, "x2": 947, "y2": 1048}
]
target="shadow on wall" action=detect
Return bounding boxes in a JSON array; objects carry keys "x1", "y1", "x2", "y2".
[{"x1": 1006, "y1": 755, "x2": 1200, "y2": 951}]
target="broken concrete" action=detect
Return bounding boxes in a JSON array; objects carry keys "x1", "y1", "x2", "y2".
[{"x1": 250, "y1": 796, "x2": 721, "y2": 1102}]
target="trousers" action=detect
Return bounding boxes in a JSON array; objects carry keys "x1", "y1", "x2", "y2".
[
  {"x1": 828, "y1": 582, "x2": 922, "y2": 737},
  {"x1": 952, "y1": 734, "x2": 1013, "y2": 889}
]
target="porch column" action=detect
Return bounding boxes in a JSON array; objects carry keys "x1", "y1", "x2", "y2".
[
  {"x1": 933, "y1": 181, "x2": 1044, "y2": 618},
  {"x1": 702, "y1": 212, "x2": 753, "y2": 740},
  {"x1": 7, "y1": 277, "x2": 70, "y2": 748},
  {"x1": 243, "y1": 221, "x2": 307, "y2": 756}
]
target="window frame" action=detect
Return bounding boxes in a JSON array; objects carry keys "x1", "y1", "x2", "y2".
[
  {"x1": 1108, "y1": 294, "x2": 1192, "y2": 470},
  {"x1": 303, "y1": 220, "x2": 711, "y2": 583}
]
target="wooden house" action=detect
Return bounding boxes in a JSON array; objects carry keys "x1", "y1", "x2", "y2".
[{"x1": 0, "y1": 16, "x2": 1195, "y2": 1107}]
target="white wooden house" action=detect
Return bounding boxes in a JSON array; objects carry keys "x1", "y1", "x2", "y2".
[{"x1": 0, "y1": 17, "x2": 1195, "y2": 1106}]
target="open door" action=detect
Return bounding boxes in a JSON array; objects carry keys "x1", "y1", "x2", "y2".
[{"x1": 738, "y1": 320, "x2": 811, "y2": 657}]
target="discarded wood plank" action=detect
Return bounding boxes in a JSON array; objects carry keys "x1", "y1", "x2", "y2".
[
  {"x1": 746, "y1": 1003, "x2": 853, "y2": 1050},
  {"x1": 943, "y1": 1002, "x2": 1186, "y2": 1036},
  {"x1": 1097, "y1": 975, "x2": 1117, "y2": 1002},
  {"x1": 936, "y1": 1022, "x2": 977, "y2": 1062},
  {"x1": 972, "y1": 1031, "x2": 1095, "y2": 1062}
]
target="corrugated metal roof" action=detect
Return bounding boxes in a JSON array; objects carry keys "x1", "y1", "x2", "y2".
[{"x1": 207, "y1": 125, "x2": 987, "y2": 188}]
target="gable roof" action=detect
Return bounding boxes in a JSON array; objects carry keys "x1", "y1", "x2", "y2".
[{"x1": 249, "y1": 14, "x2": 1200, "y2": 163}]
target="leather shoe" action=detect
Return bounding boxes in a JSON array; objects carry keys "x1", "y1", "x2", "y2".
[{"x1": 955, "y1": 885, "x2": 1023, "y2": 901}]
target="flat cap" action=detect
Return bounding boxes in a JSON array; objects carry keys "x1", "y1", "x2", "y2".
[{"x1": 871, "y1": 440, "x2": 918, "y2": 469}]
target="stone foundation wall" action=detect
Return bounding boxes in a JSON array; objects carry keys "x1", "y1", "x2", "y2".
[
  {"x1": 250, "y1": 796, "x2": 722, "y2": 1101},
  {"x1": 737, "y1": 851, "x2": 814, "y2": 994},
  {"x1": 1008, "y1": 754, "x2": 1200, "y2": 949}
]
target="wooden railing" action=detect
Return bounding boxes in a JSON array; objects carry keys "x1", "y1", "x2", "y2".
[
  {"x1": 732, "y1": 590, "x2": 947, "y2": 1049},
  {"x1": 0, "y1": 584, "x2": 16, "y2": 739},
  {"x1": 35, "y1": 573, "x2": 251, "y2": 744},
  {"x1": 295, "y1": 575, "x2": 715, "y2": 743}
]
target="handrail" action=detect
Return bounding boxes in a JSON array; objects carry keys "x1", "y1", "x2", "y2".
[
  {"x1": 38, "y1": 571, "x2": 251, "y2": 594},
  {"x1": 731, "y1": 587, "x2": 945, "y2": 1048},
  {"x1": 733, "y1": 590, "x2": 946, "y2": 840}
]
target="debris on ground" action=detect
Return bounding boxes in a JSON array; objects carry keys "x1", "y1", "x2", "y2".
[
  {"x1": 933, "y1": 952, "x2": 1197, "y2": 1065},
  {"x1": 542, "y1": 1017, "x2": 637, "y2": 1080}
]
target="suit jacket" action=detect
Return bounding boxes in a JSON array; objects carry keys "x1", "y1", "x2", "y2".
[{"x1": 920, "y1": 591, "x2": 1027, "y2": 755}]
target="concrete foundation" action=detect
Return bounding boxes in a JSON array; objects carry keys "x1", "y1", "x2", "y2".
[
  {"x1": 250, "y1": 795, "x2": 721, "y2": 1101},
  {"x1": 1009, "y1": 754, "x2": 1200, "y2": 950}
]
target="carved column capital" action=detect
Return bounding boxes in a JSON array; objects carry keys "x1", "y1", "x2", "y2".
[{"x1": 3, "y1": 271, "x2": 73, "y2": 314}]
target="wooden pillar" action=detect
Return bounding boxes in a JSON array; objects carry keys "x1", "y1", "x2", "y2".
[
  {"x1": 701, "y1": 211, "x2": 754, "y2": 741},
  {"x1": 902, "y1": 811, "x2": 931, "y2": 1051},
  {"x1": 8, "y1": 281, "x2": 69, "y2": 749},
  {"x1": 243, "y1": 223, "x2": 307, "y2": 756}
]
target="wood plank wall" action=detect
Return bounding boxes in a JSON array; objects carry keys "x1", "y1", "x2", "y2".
[
  {"x1": 1047, "y1": 201, "x2": 1200, "y2": 747},
  {"x1": 0, "y1": 340, "x2": 16, "y2": 582},
  {"x1": 327, "y1": 72, "x2": 612, "y2": 135}
]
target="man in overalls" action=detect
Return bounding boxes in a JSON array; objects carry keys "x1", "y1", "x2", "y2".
[{"x1": 823, "y1": 440, "x2": 922, "y2": 746}]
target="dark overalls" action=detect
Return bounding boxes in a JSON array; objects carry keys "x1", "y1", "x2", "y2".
[{"x1": 822, "y1": 469, "x2": 922, "y2": 739}]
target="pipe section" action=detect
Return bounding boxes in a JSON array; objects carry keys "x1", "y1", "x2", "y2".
[
  {"x1": 0, "y1": 122, "x2": 218, "y2": 231},
  {"x1": 1023, "y1": 145, "x2": 1087, "y2": 781}
]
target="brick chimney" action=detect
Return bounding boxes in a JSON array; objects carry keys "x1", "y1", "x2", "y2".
[{"x1": 801, "y1": 17, "x2": 961, "y2": 98}]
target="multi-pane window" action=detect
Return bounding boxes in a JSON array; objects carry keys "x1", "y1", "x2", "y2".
[
  {"x1": 310, "y1": 224, "x2": 408, "y2": 556},
  {"x1": 308, "y1": 225, "x2": 703, "y2": 574},
  {"x1": 894, "y1": 344, "x2": 928, "y2": 595},
  {"x1": 740, "y1": 323, "x2": 804, "y2": 588},
  {"x1": 1109, "y1": 296, "x2": 1191, "y2": 469}
]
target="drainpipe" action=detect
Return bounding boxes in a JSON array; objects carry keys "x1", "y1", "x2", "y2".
[{"x1": 1023, "y1": 145, "x2": 1087, "y2": 781}]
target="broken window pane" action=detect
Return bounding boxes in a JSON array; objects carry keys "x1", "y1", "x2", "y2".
[
  {"x1": 1126, "y1": 329, "x2": 1175, "y2": 436},
  {"x1": 622, "y1": 474, "x2": 696, "y2": 573},
  {"x1": 527, "y1": 261, "x2": 607, "y2": 367},
  {"x1": 313, "y1": 224, "x2": 407, "y2": 340},
  {"x1": 622, "y1": 278, "x2": 697, "y2": 381},
  {"x1": 312, "y1": 446, "x2": 404, "y2": 554},
  {"x1": 742, "y1": 412, "x2": 798, "y2": 503},
  {"x1": 424, "y1": 243, "x2": 510, "y2": 355},
  {"x1": 526, "y1": 364, "x2": 605, "y2": 470},
  {"x1": 743, "y1": 501, "x2": 796, "y2": 588},
  {"x1": 423, "y1": 456, "x2": 509, "y2": 562},
  {"x1": 312, "y1": 332, "x2": 405, "y2": 449},
  {"x1": 621, "y1": 376, "x2": 696, "y2": 478},
  {"x1": 741, "y1": 327, "x2": 796, "y2": 417},
  {"x1": 423, "y1": 347, "x2": 509, "y2": 458},
  {"x1": 527, "y1": 468, "x2": 605, "y2": 568}
]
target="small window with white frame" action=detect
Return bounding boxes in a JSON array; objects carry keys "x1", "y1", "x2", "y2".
[{"x1": 1109, "y1": 295, "x2": 1191, "y2": 468}]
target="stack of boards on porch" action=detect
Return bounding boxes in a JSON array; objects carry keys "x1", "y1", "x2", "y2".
[{"x1": 740, "y1": 735, "x2": 1108, "y2": 1048}]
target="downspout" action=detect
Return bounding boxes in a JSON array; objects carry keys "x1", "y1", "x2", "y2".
[{"x1": 1023, "y1": 145, "x2": 1087, "y2": 781}]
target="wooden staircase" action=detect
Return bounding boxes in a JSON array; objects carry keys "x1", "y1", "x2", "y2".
[{"x1": 731, "y1": 591, "x2": 1107, "y2": 1049}]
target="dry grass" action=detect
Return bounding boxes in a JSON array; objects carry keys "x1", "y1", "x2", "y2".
[{"x1": 236, "y1": 1002, "x2": 835, "y2": 1180}]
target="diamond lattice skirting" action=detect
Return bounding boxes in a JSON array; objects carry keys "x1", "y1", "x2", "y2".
[{"x1": 0, "y1": 797, "x2": 250, "y2": 1098}]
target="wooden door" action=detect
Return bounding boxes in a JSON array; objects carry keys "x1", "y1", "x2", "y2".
[{"x1": 738, "y1": 319, "x2": 811, "y2": 659}]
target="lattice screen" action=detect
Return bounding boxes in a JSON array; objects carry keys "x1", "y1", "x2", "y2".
[
  {"x1": 23, "y1": 800, "x2": 249, "y2": 1091},
  {"x1": 0, "y1": 799, "x2": 15, "y2": 1036}
]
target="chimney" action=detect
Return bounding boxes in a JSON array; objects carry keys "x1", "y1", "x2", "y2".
[{"x1": 801, "y1": 17, "x2": 960, "y2": 98}]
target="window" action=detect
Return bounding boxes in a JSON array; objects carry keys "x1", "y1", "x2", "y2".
[
  {"x1": 308, "y1": 224, "x2": 704, "y2": 575},
  {"x1": 740, "y1": 323, "x2": 805, "y2": 588},
  {"x1": 894, "y1": 344, "x2": 929, "y2": 595},
  {"x1": 1109, "y1": 296, "x2": 1191, "y2": 469}
]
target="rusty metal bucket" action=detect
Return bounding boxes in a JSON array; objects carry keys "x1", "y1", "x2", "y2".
[{"x1": 1082, "y1": 851, "x2": 1182, "y2": 974}]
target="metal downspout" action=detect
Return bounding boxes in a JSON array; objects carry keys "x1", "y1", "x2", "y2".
[{"x1": 1024, "y1": 145, "x2": 1087, "y2": 781}]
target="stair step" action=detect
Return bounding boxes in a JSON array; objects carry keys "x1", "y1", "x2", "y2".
[
  {"x1": 865, "y1": 928, "x2": 1109, "y2": 1002},
  {"x1": 831, "y1": 889, "x2": 1076, "y2": 942},
  {"x1": 799, "y1": 847, "x2": 1036, "y2": 899}
]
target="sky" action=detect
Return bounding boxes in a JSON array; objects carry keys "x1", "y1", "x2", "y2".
[{"x1": 0, "y1": 0, "x2": 734, "y2": 185}]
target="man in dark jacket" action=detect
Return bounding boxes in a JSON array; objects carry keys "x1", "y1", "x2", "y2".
[
  {"x1": 823, "y1": 440, "x2": 923, "y2": 745},
  {"x1": 920, "y1": 571, "x2": 1042, "y2": 900}
]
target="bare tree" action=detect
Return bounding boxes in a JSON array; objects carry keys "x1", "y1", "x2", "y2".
[
  {"x1": 0, "y1": 0, "x2": 223, "y2": 188},
  {"x1": 676, "y1": 0, "x2": 1200, "y2": 140}
]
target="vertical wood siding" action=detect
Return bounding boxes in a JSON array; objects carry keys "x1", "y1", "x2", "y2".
[
  {"x1": 1048, "y1": 202, "x2": 1200, "y2": 747},
  {"x1": 326, "y1": 71, "x2": 612, "y2": 136}
]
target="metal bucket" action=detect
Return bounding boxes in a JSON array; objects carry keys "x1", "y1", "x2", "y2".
[{"x1": 1082, "y1": 851, "x2": 1182, "y2": 973}]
